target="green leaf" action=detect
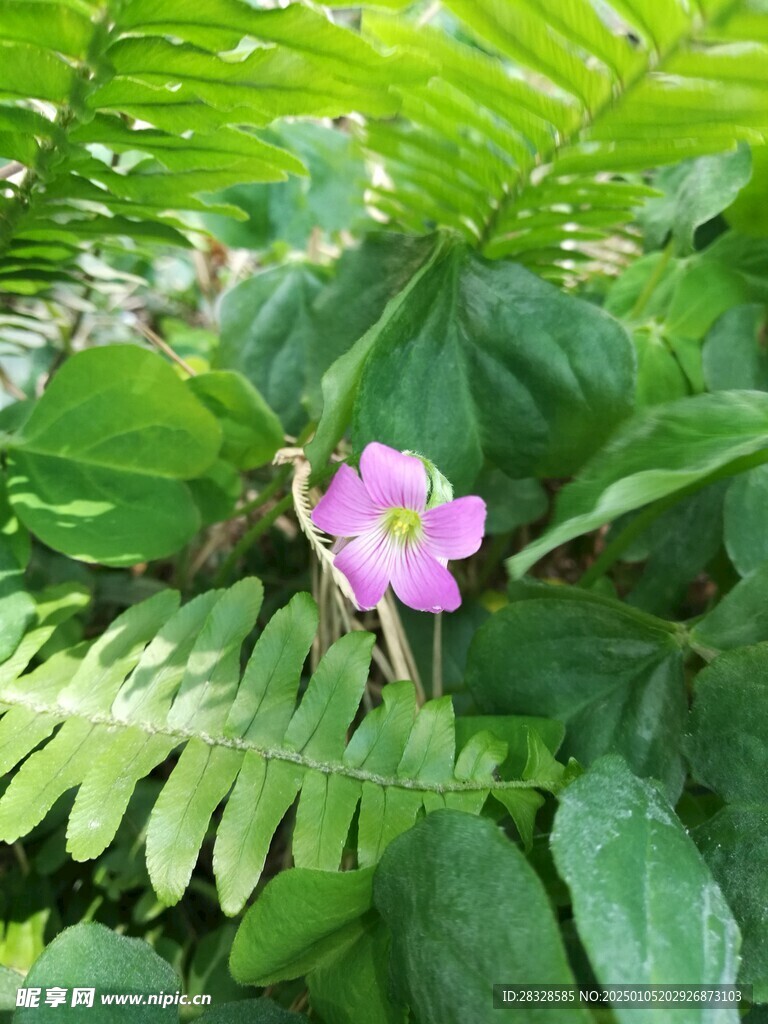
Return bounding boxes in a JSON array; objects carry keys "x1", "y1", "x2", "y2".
[
  {"x1": 218, "y1": 264, "x2": 325, "y2": 435},
  {"x1": 691, "y1": 564, "x2": 768, "y2": 651},
  {"x1": 743, "y1": 1008, "x2": 768, "y2": 1024},
  {"x1": 0, "y1": 43, "x2": 75, "y2": 103},
  {"x1": 666, "y1": 261, "x2": 750, "y2": 346},
  {"x1": 0, "y1": 2, "x2": 93, "y2": 59},
  {"x1": 220, "y1": 235, "x2": 439, "y2": 438},
  {"x1": 373, "y1": 810, "x2": 588, "y2": 1024},
  {"x1": 187, "y1": 370, "x2": 283, "y2": 470},
  {"x1": 465, "y1": 588, "x2": 687, "y2": 798},
  {"x1": 552, "y1": 757, "x2": 740, "y2": 1024},
  {"x1": 203, "y1": 121, "x2": 367, "y2": 251},
  {"x1": 474, "y1": 470, "x2": 548, "y2": 535},
  {"x1": 0, "y1": 0, "x2": 420, "y2": 296},
  {"x1": 686, "y1": 644, "x2": 768, "y2": 803},
  {"x1": 0, "y1": 965, "x2": 20, "y2": 1013},
  {"x1": 631, "y1": 326, "x2": 689, "y2": 409},
  {"x1": 604, "y1": 253, "x2": 684, "y2": 323},
  {"x1": 349, "y1": 239, "x2": 634, "y2": 490},
  {"x1": 640, "y1": 147, "x2": 752, "y2": 253},
  {"x1": 283, "y1": 632, "x2": 373, "y2": 760},
  {"x1": 188, "y1": 460, "x2": 241, "y2": 526},
  {"x1": 0, "y1": 871, "x2": 53, "y2": 975},
  {"x1": 185, "y1": 924, "x2": 241, "y2": 1008},
  {"x1": 694, "y1": 805, "x2": 768, "y2": 1003},
  {"x1": 7, "y1": 346, "x2": 218, "y2": 475},
  {"x1": 0, "y1": 582, "x2": 90, "y2": 691},
  {"x1": 621, "y1": 482, "x2": 726, "y2": 618},
  {"x1": 724, "y1": 464, "x2": 768, "y2": 576},
  {"x1": 5, "y1": 346, "x2": 221, "y2": 565},
  {"x1": 6, "y1": 456, "x2": 202, "y2": 567},
  {"x1": 0, "y1": 478, "x2": 30, "y2": 568},
  {"x1": 306, "y1": 233, "x2": 444, "y2": 471},
  {"x1": 230, "y1": 867, "x2": 375, "y2": 986},
  {"x1": 0, "y1": 534, "x2": 34, "y2": 663},
  {"x1": 15, "y1": 923, "x2": 178, "y2": 1022},
  {"x1": 508, "y1": 391, "x2": 768, "y2": 579},
  {"x1": 454, "y1": 714, "x2": 564, "y2": 780},
  {"x1": 0, "y1": 590, "x2": 180, "y2": 844},
  {"x1": 308, "y1": 918, "x2": 404, "y2": 1024},
  {"x1": 703, "y1": 305, "x2": 768, "y2": 392},
  {"x1": 199, "y1": 1002, "x2": 305, "y2": 1024},
  {"x1": 726, "y1": 145, "x2": 768, "y2": 239},
  {"x1": 700, "y1": 233, "x2": 768, "y2": 304}
]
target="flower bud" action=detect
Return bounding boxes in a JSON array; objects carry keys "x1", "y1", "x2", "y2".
[{"x1": 403, "y1": 450, "x2": 454, "y2": 509}]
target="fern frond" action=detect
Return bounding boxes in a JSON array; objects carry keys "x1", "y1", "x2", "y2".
[
  {"x1": 0, "y1": 0, "x2": 416, "y2": 296},
  {"x1": 0, "y1": 578, "x2": 551, "y2": 915},
  {"x1": 360, "y1": 0, "x2": 768, "y2": 281}
]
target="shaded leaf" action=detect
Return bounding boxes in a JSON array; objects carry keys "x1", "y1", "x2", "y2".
[
  {"x1": 509, "y1": 392, "x2": 768, "y2": 579},
  {"x1": 692, "y1": 564, "x2": 768, "y2": 651},
  {"x1": 15, "y1": 923, "x2": 178, "y2": 1022},
  {"x1": 373, "y1": 810, "x2": 587, "y2": 1024},
  {"x1": 703, "y1": 304, "x2": 768, "y2": 393},
  {"x1": 466, "y1": 587, "x2": 687, "y2": 798},
  {"x1": 350, "y1": 239, "x2": 634, "y2": 490},
  {"x1": 188, "y1": 370, "x2": 283, "y2": 470},
  {"x1": 694, "y1": 805, "x2": 768, "y2": 1004},
  {"x1": 686, "y1": 643, "x2": 768, "y2": 803},
  {"x1": 551, "y1": 756, "x2": 740, "y2": 1024},
  {"x1": 725, "y1": 465, "x2": 768, "y2": 576}
]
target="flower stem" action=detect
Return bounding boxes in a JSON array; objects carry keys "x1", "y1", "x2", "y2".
[
  {"x1": 432, "y1": 612, "x2": 443, "y2": 699},
  {"x1": 377, "y1": 593, "x2": 425, "y2": 703}
]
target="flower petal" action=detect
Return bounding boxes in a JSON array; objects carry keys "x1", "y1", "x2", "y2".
[
  {"x1": 423, "y1": 496, "x2": 487, "y2": 560},
  {"x1": 311, "y1": 464, "x2": 382, "y2": 538},
  {"x1": 360, "y1": 442, "x2": 427, "y2": 511},
  {"x1": 390, "y1": 542, "x2": 461, "y2": 613},
  {"x1": 334, "y1": 527, "x2": 396, "y2": 610}
]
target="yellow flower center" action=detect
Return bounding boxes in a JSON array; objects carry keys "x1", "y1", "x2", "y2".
[{"x1": 384, "y1": 507, "x2": 422, "y2": 543}]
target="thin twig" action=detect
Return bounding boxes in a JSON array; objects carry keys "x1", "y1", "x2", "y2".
[
  {"x1": 290, "y1": 991, "x2": 309, "y2": 1014},
  {"x1": 188, "y1": 523, "x2": 229, "y2": 578},
  {"x1": 12, "y1": 841, "x2": 30, "y2": 877},
  {"x1": 0, "y1": 367, "x2": 25, "y2": 401},
  {"x1": 0, "y1": 161, "x2": 23, "y2": 181},
  {"x1": 136, "y1": 323, "x2": 197, "y2": 377}
]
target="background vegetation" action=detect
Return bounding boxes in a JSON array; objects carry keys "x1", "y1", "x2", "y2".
[{"x1": 1, "y1": 0, "x2": 768, "y2": 1021}]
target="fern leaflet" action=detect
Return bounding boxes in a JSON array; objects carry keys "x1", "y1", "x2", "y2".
[{"x1": 360, "y1": 0, "x2": 768, "y2": 280}]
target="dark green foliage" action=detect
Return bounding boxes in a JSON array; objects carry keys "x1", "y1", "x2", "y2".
[
  {"x1": 375, "y1": 811, "x2": 588, "y2": 1024},
  {"x1": 466, "y1": 586, "x2": 687, "y2": 798},
  {"x1": 3, "y1": 0, "x2": 768, "y2": 1019}
]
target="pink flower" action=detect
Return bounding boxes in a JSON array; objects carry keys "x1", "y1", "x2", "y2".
[{"x1": 311, "y1": 442, "x2": 486, "y2": 613}]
